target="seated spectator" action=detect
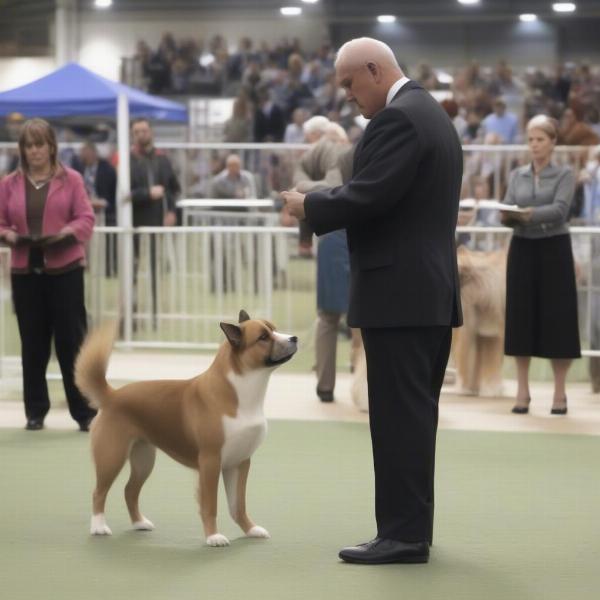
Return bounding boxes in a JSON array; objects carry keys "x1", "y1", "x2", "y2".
[
  {"x1": 275, "y1": 53, "x2": 314, "y2": 119},
  {"x1": 302, "y1": 59, "x2": 327, "y2": 92},
  {"x1": 284, "y1": 108, "x2": 309, "y2": 144},
  {"x1": 171, "y1": 56, "x2": 190, "y2": 93},
  {"x1": 223, "y1": 95, "x2": 253, "y2": 143},
  {"x1": 481, "y1": 97, "x2": 519, "y2": 144},
  {"x1": 132, "y1": 40, "x2": 152, "y2": 89},
  {"x1": 462, "y1": 110, "x2": 483, "y2": 143},
  {"x1": 559, "y1": 106, "x2": 600, "y2": 146},
  {"x1": 227, "y1": 36, "x2": 255, "y2": 81},
  {"x1": 210, "y1": 153, "x2": 257, "y2": 209}
]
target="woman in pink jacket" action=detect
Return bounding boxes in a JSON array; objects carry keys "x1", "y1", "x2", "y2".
[{"x1": 0, "y1": 118, "x2": 96, "y2": 431}]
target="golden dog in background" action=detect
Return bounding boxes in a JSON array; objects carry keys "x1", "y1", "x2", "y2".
[
  {"x1": 452, "y1": 246, "x2": 507, "y2": 397},
  {"x1": 351, "y1": 246, "x2": 507, "y2": 410}
]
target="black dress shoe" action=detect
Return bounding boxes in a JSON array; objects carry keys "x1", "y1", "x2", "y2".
[
  {"x1": 317, "y1": 389, "x2": 334, "y2": 402},
  {"x1": 25, "y1": 418, "x2": 44, "y2": 431},
  {"x1": 77, "y1": 417, "x2": 94, "y2": 432},
  {"x1": 339, "y1": 537, "x2": 429, "y2": 565}
]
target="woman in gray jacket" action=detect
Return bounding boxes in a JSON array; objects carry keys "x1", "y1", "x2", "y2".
[{"x1": 501, "y1": 115, "x2": 580, "y2": 415}]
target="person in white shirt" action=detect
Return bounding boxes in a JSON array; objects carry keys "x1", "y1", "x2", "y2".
[{"x1": 284, "y1": 108, "x2": 309, "y2": 144}]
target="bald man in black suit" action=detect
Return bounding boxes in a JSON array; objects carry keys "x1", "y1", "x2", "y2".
[{"x1": 282, "y1": 38, "x2": 463, "y2": 565}]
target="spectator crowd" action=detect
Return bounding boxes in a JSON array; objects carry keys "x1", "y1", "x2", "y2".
[{"x1": 125, "y1": 33, "x2": 600, "y2": 148}]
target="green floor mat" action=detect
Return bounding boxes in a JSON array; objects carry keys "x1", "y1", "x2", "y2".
[{"x1": 1, "y1": 421, "x2": 599, "y2": 600}]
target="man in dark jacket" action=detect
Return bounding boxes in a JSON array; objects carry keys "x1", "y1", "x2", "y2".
[
  {"x1": 130, "y1": 118, "x2": 180, "y2": 328},
  {"x1": 253, "y1": 88, "x2": 286, "y2": 143},
  {"x1": 130, "y1": 118, "x2": 179, "y2": 227},
  {"x1": 282, "y1": 38, "x2": 463, "y2": 565},
  {"x1": 80, "y1": 142, "x2": 117, "y2": 225}
]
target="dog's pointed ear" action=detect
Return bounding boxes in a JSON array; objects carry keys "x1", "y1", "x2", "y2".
[
  {"x1": 220, "y1": 322, "x2": 243, "y2": 348},
  {"x1": 239, "y1": 309, "x2": 251, "y2": 323}
]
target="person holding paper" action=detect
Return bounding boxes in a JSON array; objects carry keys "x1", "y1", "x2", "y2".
[
  {"x1": 501, "y1": 115, "x2": 580, "y2": 415},
  {"x1": 0, "y1": 118, "x2": 96, "y2": 431}
]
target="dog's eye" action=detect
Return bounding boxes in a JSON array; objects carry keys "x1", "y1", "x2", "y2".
[{"x1": 258, "y1": 332, "x2": 270, "y2": 342}]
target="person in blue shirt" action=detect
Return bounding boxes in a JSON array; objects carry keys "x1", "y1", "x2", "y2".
[{"x1": 481, "y1": 97, "x2": 519, "y2": 144}]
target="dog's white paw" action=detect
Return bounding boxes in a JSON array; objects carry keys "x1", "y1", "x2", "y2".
[
  {"x1": 90, "y1": 514, "x2": 112, "y2": 536},
  {"x1": 132, "y1": 517, "x2": 155, "y2": 531},
  {"x1": 206, "y1": 533, "x2": 230, "y2": 547},
  {"x1": 246, "y1": 525, "x2": 270, "y2": 539}
]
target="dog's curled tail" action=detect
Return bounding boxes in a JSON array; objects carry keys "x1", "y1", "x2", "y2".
[{"x1": 75, "y1": 321, "x2": 117, "y2": 409}]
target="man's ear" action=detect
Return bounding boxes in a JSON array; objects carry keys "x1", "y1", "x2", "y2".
[
  {"x1": 239, "y1": 309, "x2": 250, "y2": 323},
  {"x1": 220, "y1": 323, "x2": 243, "y2": 348},
  {"x1": 366, "y1": 62, "x2": 380, "y2": 81}
]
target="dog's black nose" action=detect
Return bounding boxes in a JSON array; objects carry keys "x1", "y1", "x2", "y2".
[{"x1": 289, "y1": 336, "x2": 298, "y2": 343}]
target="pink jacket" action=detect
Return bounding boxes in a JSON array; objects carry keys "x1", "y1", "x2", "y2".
[{"x1": 0, "y1": 167, "x2": 95, "y2": 270}]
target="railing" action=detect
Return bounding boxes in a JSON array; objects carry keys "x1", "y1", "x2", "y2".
[
  {"x1": 83, "y1": 224, "x2": 308, "y2": 350},
  {"x1": 460, "y1": 144, "x2": 590, "y2": 200},
  {"x1": 1, "y1": 225, "x2": 599, "y2": 363},
  {"x1": 0, "y1": 142, "x2": 591, "y2": 203}
]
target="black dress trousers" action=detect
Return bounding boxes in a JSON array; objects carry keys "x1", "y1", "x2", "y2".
[
  {"x1": 361, "y1": 325, "x2": 452, "y2": 543},
  {"x1": 11, "y1": 268, "x2": 97, "y2": 424}
]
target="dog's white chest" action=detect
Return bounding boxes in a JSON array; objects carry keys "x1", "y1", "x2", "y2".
[{"x1": 221, "y1": 371, "x2": 269, "y2": 469}]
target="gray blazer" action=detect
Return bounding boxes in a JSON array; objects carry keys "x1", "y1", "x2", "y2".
[
  {"x1": 293, "y1": 138, "x2": 347, "y2": 193},
  {"x1": 503, "y1": 163, "x2": 575, "y2": 239}
]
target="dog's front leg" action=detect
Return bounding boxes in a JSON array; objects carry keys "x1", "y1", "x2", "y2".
[
  {"x1": 198, "y1": 452, "x2": 228, "y2": 546},
  {"x1": 223, "y1": 459, "x2": 270, "y2": 539}
]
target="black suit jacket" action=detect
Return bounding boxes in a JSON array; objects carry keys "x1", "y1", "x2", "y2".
[
  {"x1": 304, "y1": 81, "x2": 463, "y2": 328},
  {"x1": 130, "y1": 149, "x2": 180, "y2": 226},
  {"x1": 253, "y1": 103, "x2": 286, "y2": 142},
  {"x1": 94, "y1": 159, "x2": 117, "y2": 225}
]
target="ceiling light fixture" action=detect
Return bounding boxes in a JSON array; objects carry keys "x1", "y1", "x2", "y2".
[
  {"x1": 519, "y1": 13, "x2": 538, "y2": 22},
  {"x1": 377, "y1": 15, "x2": 397, "y2": 23},
  {"x1": 552, "y1": 2, "x2": 576, "y2": 12},
  {"x1": 94, "y1": 0, "x2": 112, "y2": 8},
  {"x1": 280, "y1": 7, "x2": 302, "y2": 16},
  {"x1": 457, "y1": 0, "x2": 480, "y2": 5}
]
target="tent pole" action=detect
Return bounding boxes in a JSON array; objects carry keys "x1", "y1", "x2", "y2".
[{"x1": 117, "y1": 92, "x2": 133, "y2": 344}]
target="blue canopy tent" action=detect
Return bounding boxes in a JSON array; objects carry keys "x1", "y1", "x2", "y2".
[
  {"x1": 0, "y1": 62, "x2": 187, "y2": 121},
  {"x1": 0, "y1": 63, "x2": 188, "y2": 340}
]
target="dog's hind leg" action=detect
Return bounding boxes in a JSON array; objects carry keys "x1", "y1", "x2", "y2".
[
  {"x1": 223, "y1": 459, "x2": 270, "y2": 540},
  {"x1": 90, "y1": 425, "x2": 130, "y2": 535},
  {"x1": 125, "y1": 439, "x2": 157, "y2": 531}
]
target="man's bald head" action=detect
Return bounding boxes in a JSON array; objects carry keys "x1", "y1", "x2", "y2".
[
  {"x1": 335, "y1": 38, "x2": 401, "y2": 72},
  {"x1": 225, "y1": 153, "x2": 242, "y2": 177},
  {"x1": 334, "y1": 38, "x2": 404, "y2": 119}
]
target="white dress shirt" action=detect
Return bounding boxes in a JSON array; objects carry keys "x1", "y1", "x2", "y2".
[{"x1": 386, "y1": 77, "x2": 411, "y2": 106}]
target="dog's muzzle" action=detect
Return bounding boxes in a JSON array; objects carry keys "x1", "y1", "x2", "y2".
[{"x1": 266, "y1": 334, "x2": 298, "y2": 366}]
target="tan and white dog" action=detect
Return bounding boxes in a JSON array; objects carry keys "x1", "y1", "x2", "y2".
[{"x1": 74, "y1": 310, "x2": 297, "y2": 547}]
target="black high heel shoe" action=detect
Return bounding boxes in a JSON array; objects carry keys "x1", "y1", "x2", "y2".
[
  {"x1": 551, "y1": 398, "x2": 568, "y2": 415},
  {"x1": 511, "y1": 397, "x2": 531, "y2": 414}
]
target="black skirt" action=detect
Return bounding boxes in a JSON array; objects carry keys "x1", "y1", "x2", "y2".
[{"x1": 505, "y1": 234, "x2": 581, "y2": 359}]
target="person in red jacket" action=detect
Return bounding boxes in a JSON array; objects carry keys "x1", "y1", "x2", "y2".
[{"x1": 0, "y1": 118, "x2": 96, "y2": 432}]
